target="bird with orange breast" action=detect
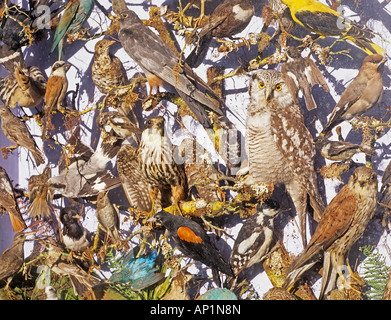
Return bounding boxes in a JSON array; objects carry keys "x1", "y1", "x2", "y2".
[{"x1": 41, "y1": 61, "x2": 71, "y2": 140}]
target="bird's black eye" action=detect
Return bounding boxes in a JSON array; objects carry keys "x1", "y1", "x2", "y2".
[
  {"x1": 147, "y1": 120, "x2": 152, "y2": 125},
  {"x1": 371, "y1": 173, "x2": 376, "y2": 180}
]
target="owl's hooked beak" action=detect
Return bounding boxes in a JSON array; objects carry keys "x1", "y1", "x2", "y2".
[{"x1": 265, "y1": 88, "x2": 272, "y2": 101}]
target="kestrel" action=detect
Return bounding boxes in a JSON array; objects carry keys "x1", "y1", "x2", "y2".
[{"x1": 283, "y1": 166, "x2": 378, "y2": 299}]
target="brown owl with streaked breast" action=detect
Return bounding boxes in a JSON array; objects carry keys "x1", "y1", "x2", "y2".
[{"x1": 244, "y1": 69, "x2": 325, "y2": 246}]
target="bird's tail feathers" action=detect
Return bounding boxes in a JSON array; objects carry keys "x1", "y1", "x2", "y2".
[
  {"x1": 282, "y1": 245, "x2": 322, "y2": 290},
  {"x1": 9, "y1": 210, "x2": 27, "y2": 232},
  {"x1": 27, "y1": 192, "x2": 53, "y2": 220},
  {"x1": 31, "y1": 149, "x2": 45, "y2": 166},
  {"x1": 177, "y1": 91, "x2": 213, "y2": 128},
  {"x1": 282, "y1": 260, "x2": 318, "y2": 291},
  {"x1": 69, "y1": 274, "x2": 100, "y2": 297},
  {"x1": 309, "y1": 193, "x2": 325, "y2": 222},
  {"x1": 185, "y1": 36, "x2": 212, "y2": 69},
  {"x1": 345, "y1": 33, "x2": 386, "y2": 56},
  {"x1": 302, "y1": 86, "x2": 317, "y2": 111},
  {"x1": 14, "y1": 63, "x2": 29, "y2": 90},
  {"x1": 318, "y1": 251, "x2": 338, "y2": 299}
]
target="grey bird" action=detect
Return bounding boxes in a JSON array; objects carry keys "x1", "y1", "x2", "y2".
[
  {"x1": 116, "y1": 144, "x2": 154, "y2": 213},
  {"x1": 321, "y1": 54, "x2": 385, "y2": 136},
  {"x1": 116, "y1": 6, "x2": 224, "y2": 128},
  {"x1": 47, "y1": 127, "x2": 121, "y2": 199}
]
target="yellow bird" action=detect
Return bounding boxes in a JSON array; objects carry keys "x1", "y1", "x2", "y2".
[{"x1": 280, "y1": 0, "x2": 385, "y2": 55}]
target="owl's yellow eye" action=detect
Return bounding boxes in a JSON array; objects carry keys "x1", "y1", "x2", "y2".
[
  {"x1": 275, "y1": 84, "x2": 282, "y2": 91},
  {"x1": 258, "y1": 81, "x2": 265, "y2": 89}
]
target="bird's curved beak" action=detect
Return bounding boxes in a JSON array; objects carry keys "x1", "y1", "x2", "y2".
[{"x1": 265, "y1": 88, "x2": 272, "y2": 101}]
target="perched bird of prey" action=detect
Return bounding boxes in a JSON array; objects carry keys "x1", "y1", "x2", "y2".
[
  {"x1": 283, "y1": 166, "x2": 378, "y2": 299},
  {"x1": 0, "y1": 166, "x2": 27, "y2": 232},
  {"x1": 313, "y1": 135, "x2": 375, "y2": 162},
  {"x1": 229, "y1": 199, "x2": 280, "y2": 278},
  {"x1": 50, "y1": 0, "x2": 94, "y2": 60},
  {"x1": 149, "y1": 210, "x2": 234, "y2": 286},
  {"x1": 47, "y1": 127, "x2": 122, "y2": 199},
  {"x1": 186, "y1": 0, "x2": 255, "y2": 68},
  {"x1": 60, "y1": 206, "x2": 92, "y2": 252},
  {"x1": 0, "y1": 232, "x2": 33, "y2": 283},
  {"x1": 281, "y1": 46, "x2": 329, "y2": 111},
  {"x1": 0, "y1": 105, "x2": 45, "y2": 166},
  {"x1": 116, "y1": 7, "x2": 224, "y2": 128},
  {"x1": 0, "y1": 62, "x2": 46, "y2": 109},
  {"x1": 96, "y1": 191, "x2": 122, "y2": 247},
  {"x1": 137, "y1": 116, "x2": 188, "y2": 216},
  {"x1": 41, "y1": 60, "x2": 71, "y2": 140},
  {"x1": 116, "y1": 144, "x2": 155, "y2": 213},
  {"x1": 244, "y1": 69, "x2": 325, "y2": 246},
  {"x1": 280, "y1": 0, "x2": 385, "y2": 55},
  {"x1": 321, "y1": 54, "x2": 385, "y2": 136},
  {"x1": 27, "y1": 165, "x2": 54, "y2": 220},
  {"x1": 116, "y1": 136, "x2": 228, "y2": 214}
]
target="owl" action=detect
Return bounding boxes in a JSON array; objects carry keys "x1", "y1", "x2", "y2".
[{"x1": 244, "y1": 69, "x2": 325, "y2": 246}]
